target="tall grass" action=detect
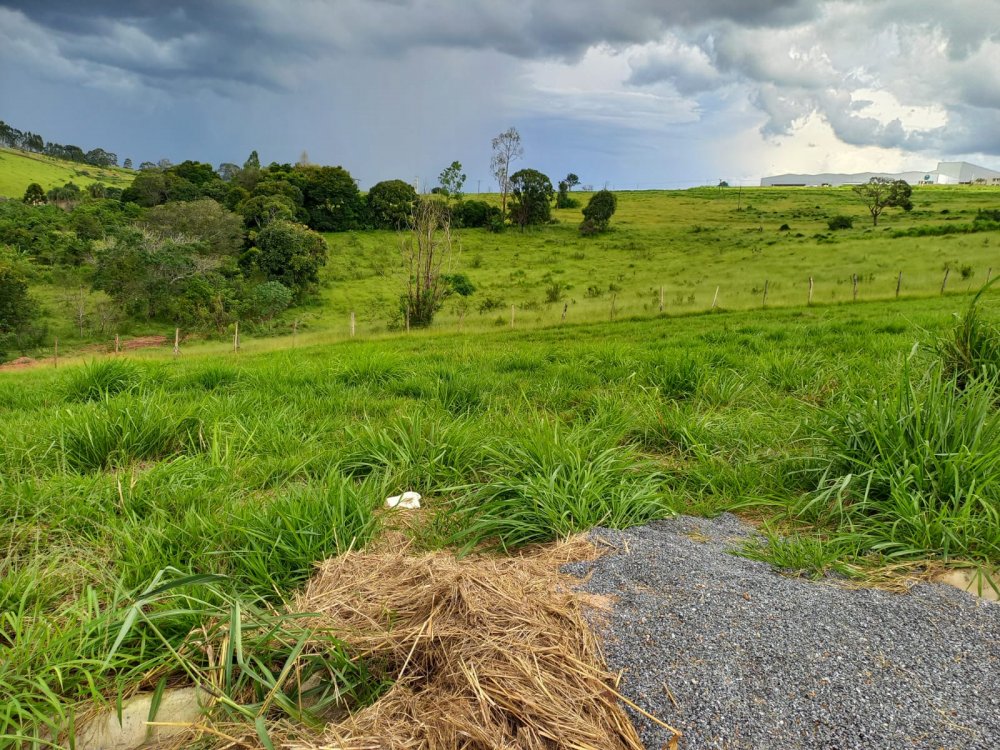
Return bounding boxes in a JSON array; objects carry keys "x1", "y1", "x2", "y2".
[
  {"x1": 451, "y1": 422, "x2": 673, "y2": 550},
  {"x1": 797, "y1": 364, "x2": 1000, "y2": 560},
  {"x1": 57, "y1": 393, "x2": 186, "y2": 471},
  {"x1": 63, "y1": 359, "x2": 144, "y2": 402},
  {"x1": 936, "y1": 278, "x2": 1000, "y2": 389}
]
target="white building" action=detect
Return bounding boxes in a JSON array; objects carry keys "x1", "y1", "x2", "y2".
[{"x1": 761, "y1": 161, "x2": 1000, "y2": 187}]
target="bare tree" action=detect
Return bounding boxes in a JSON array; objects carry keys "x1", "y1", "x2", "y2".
[
  {"x1": 490, "y1": 127, "x2": 523, "y2": 217},
  {"x1": 400, "y1": 200, "x2": 454, "y2": 327}
]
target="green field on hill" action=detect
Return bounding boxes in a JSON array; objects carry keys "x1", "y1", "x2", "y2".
[
  {"x1": 4, "y1": 174, "x2": 1000, "y2": 746},
  {"x1": 21, "y1": 183, "x2": 1000, "y2": 354},
  {"x1": 0, "y1": 146, "x2": 134, "y2": 198}
]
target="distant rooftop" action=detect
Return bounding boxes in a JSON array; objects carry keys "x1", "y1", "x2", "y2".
[{"x1": 761, "y1": 161, "x2": 1000, "y2": 187}]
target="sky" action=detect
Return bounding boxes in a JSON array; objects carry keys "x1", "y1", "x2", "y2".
[{"x1": 1, "y1": 0, "x2": 999, "y2": 190}]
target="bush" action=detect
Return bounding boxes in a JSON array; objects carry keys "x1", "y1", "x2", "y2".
[
  {"x1": 453, "y1": 200, "x2": 501, "y2": 229},
  {"x1": 580, "y1": 190, "x2": 617, "y2": 234},
  {"x1": 827, "y1": 215, "x2": 854, "y2": 230}
]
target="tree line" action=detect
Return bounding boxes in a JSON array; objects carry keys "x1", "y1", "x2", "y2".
[{"x1": 0, "y1": 119, "x2": 122, "y2": 168}]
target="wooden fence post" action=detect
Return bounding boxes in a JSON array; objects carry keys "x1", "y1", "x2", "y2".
[
  {"x1": 234, "y1": 321, "x2": 240, "y2": 353},
  {"x1": 510, "y1": 304, "x2": 515, "y2": 329},
  {"x1": 405, "y1": 308, "x2": 410, "y2": 333},
  {"x1": 350, "y1": 311, "x2": 356, "y2": 338},
  {"x1": 53, "y1": 337, "x2": 58, "y2": 368},
  {"x1": 292, "y1": 319, "x2": 298, "y2": 347},
  {"x1": 762, "y1": 280, "x2": 769, "y2": 308},
  {"x1": 896, "y1": 271, "x2": 902, "y2": 299},
  {"x1": 114, "y1": 333, "x2": 120, "y2": 355},
  {"x1": 173, "y1": 328, "x2": 180, "y2": 357},
  {"x1": 659, "y1": 286, "x2": 664, "y2": 313},
  {"x1": 808, "y1": 276, "x2": 814, "y2": 306},
  {"x1": 941, "y1": 268, "x2": 950, "y2": 295},
  {"x1": 610, "y1": 293, "x2": 617, "y2": 321},
  {"x1": 561, "y1": 302, "x2": 568, "y2": 323},
  {"x1": 852, "y1": 273, "x2": 858, "y2": 302},
  {"x1": 711, "y1": 286, "x2": 719, "y2": 310}
]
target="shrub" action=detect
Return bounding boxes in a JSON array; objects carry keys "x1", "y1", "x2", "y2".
[
  {"x1": 580, "y1": 190, "x2": 617, "y2": 234},
  {"x1": 454, "y1": 200, "x2": 501, "y2": 229},
  {"x1": 827, "y1": 215, "x2": 854, "y2": 230}
]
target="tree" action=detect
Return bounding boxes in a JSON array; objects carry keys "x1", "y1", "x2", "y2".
[
  {"x1": 0, "y1": 258, "x2": 40, "y2": 361},
  {"x1": 580, "y1": 189, "x2": 617, "y2": 234},
  {"x1": 141, "y1": 199, "x2": 245, "y2": 257},
  {"x1": 123, "y1": 158, "x2": 133, "y2": 170},
  {"x1": 508, "y1": 168, "x2": 554, "y2": 229},
  {"x1": 400, "y1": 199, "x2": 454, "y2": 327},
  {"x1": 238, "y1": 195, "x2": 296, "y2": 229},
  {"x1": 23, "y1": 183, "x2": 45, "y2": 205},
  {"x1": 852, "y1": 178, "x2": 913, "y2": 226},
  {"x1": 296, "y1": 165, "x2": 363, "y2": 231},
  {"x1": 556, "y1": 174, "x2": 581, "y2": 209},
  {"x1": 367, "y1": 179, "x2": 418, "y2": 229},
  {"x1": 251, "y1": 220, "x2": 328, "y2": 299},
  {"x1": 490, "y1": 127, "x2": 523, "y2": 217},
  {"x1": 438, "y1": 161, "x2": 466, "y2": 200}
]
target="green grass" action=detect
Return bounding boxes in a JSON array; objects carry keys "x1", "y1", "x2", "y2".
[
  {"x1": 4, "y1": 181, "x2": 1000, "y2": 745},
  {"x1": 0, "y1": 146, "x2": 134, "y2": 199}
]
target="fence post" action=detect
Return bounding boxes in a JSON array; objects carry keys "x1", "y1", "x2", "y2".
[
  {"x1": 659, "y1": 286, "x2": 664, "y2": 313},
  {"x1": 852, "y1": 273, "x2": 858, "y2": 302},
  {"x1": 53, "y1": 337, "x2": 58, "y2": 368},
  {"x1": 561, "y1": 302, "x2": 568, "y2": 323},
  {"x1": 987, "y1": 267, "x2": 993, "y2": 286},
  {"x1": 941, "y1": 268, "x2": 950, "y2": 295},
  {"x1": 292, "y1": 319, "x2": 298, "y2": 347},
  {"x1": 808, "y1": 276, "x2": 814, "y2": 306},
  {"x1": 114, "y1": 333, "x2": 120, "y2": 355},
  {"x1": 405, "y1": 308, "x2": 410, "y2": 333},
  {"x1": 510, "y1": 304, "x2": 515, "y2": 329},
  {"x1": 896, "y1": 271, "x2": 902, "y2": 299},
  {"x1": 350, "y1": 311, "x2": 356, "y2": 338},
  {"x1": 234, "y1": 321, "x2": 240, "y2": 353},
  {"x1": 610, "y1": 293, "x2": 617, "y2": 321},
  {"x1": 762, "y1": 280, "x2": 769, "y2": 308},
  {"x1": 712, "y1": 286, "x2": 719, "y2": 310},
  {"x1": 173, "y1": 328, "x2": 180, "y2": 357}
]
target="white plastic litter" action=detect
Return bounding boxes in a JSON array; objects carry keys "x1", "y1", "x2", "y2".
[{"x1": 385, "y1": 491, "x2": 421, "y2": 509}]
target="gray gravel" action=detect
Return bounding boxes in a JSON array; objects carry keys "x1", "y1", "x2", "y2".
[{"x1": 564, "y1": 514, "x2": 1000, "y2": 750}]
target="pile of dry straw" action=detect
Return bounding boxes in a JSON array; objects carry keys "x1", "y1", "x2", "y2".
[{"x1": 277, "y1": 536, "x2": 672, "y2": 750}]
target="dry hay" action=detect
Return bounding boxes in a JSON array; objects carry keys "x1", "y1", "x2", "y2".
[{"x1": 279, "y1": 537, "x2": 667, "y2": 750}]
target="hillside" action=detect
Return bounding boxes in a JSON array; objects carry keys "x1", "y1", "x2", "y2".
[
  {"x1": 316, "y1": 184, "x2": 1000, "y2": 335},
  {"x1": 0, "y1": 146, "x2": 134, "y2": 198},
  {"x1": 13, "y1": 183, "x2": 1000, "y2": 358}
]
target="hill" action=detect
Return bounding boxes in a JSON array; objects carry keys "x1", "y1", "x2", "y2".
[{"x1": 0, "y1": 146, "x2": 134, "y2": 198}]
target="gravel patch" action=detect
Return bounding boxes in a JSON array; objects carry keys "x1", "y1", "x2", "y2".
[{"x1": 564, "y1": 514, "x2": 1000, "y2": 750}]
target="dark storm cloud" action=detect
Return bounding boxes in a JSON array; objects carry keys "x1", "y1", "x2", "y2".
[{"x1": 0, "y1": 0, "x2": 825, "y2": 92}]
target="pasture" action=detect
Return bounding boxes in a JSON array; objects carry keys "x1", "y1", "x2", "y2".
[{"x1": 3, "y1": 287, "x2": 1000, "y2": 744}]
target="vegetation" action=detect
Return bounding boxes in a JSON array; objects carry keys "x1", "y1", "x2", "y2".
[
  {"x1": 853, "y1": 177, "x2": 913, "y2": 226},
  {"x1": 580, "y1": 189, "x2": 618, "y2": 234},
  {"x1": 508, "y1": 168, "x2": 555, "y2": 229}
]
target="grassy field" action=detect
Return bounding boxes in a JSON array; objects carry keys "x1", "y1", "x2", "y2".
[
  {"x1": 24, "y1": 183, "x2": 1000, "y2": 356},
  {"x1": 0, "y1": 147, "x2": 134, "y2": 199},
  {"x1": 3, "y1": 287, "x2": 1000, "y2": 744},
  {"x1": 4, "y1": 181, "x2": 1000, "y2": 745},
  {"x1": 316, "y1": 185, "x2": 1000, "y2": 337}
]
